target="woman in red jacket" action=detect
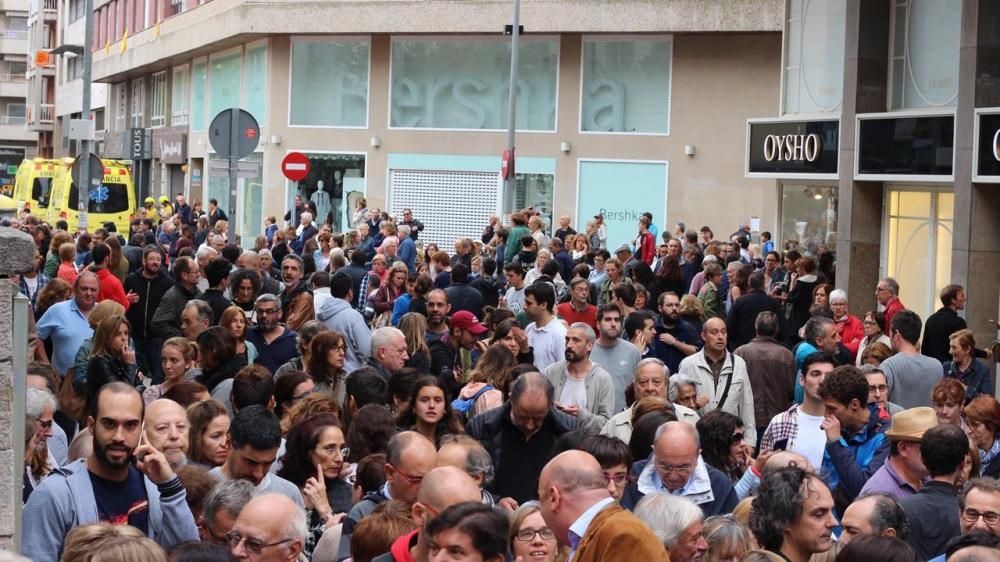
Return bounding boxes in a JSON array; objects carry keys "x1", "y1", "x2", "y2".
[{"x1": 830, "y1": 289, "x2": 865, "y2": 361}]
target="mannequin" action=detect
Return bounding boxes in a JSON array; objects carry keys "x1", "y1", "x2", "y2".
[{"x1": 311, "y1": 179, "x2": 331, "y2": 227}]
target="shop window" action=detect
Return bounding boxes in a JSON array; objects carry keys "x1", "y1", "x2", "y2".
[
  {"x1": 581, "y1": 37, "x2": 671, "y2": 134},
  {"x1": 244, "y1": 44, "x2": 267, "y2": 124},
  {"x1": 112, "y1": 82, "x2": 126, "y2": 132},
  {"x1": 779, "y1": 185, "x2": 838, "y2": 254},
  {"x1": 884, "y1": 189, "x2": 953, "y2": 321},
  {"x1": 390, "y1": 38, "x2": 558, "y2": 131},
  {"x1": 208, "y1": 152, "x2": 263, "y2": 247},
  {"x1": 783, "y1": 0, "x2": 845, "y2": 114},
  {"x1": 577, "y1": 160, "x2": 668, "y2": 250},
  {"x1": 287, "y1": 153, "x2": 366, "y2": 232},
  {"x1": 507, "y1": 174, "x2": 554, "y2": 235},
  {"x1": 191, "y1": 60, "x2": 207, "y2": 131},
  {"x1": 209, "y1": 50, "x2": 241, "y2": 121},
  {"x1": 290, "y1": 38, "x2": 369, "y2": 127},
  {"x1": 889, "y1": 0, "x2": 961, "y2": 109}
]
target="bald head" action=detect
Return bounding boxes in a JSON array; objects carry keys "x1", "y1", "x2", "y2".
[
  {"x1": 144, "y1": 399, "x2": 189, "y2": 468},
  {"x1": 541, "y1": 450, "x2": 609, "y2": 495},
  {"x1": 232, "y1": 493, "x2": 306, "y2": 559},
  {"x1": 763, "y1": 450, "x2": 814, "y2": 476},
  {"x1": 416, "y1": 466, "x2": 482, "y2": 511},
  {"x1": 950, "y1": 547, "x2": 1000, "y2": 562}
]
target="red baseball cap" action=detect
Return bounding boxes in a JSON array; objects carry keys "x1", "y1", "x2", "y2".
[{"x1": 450, "y1": 310, "x2": 487, "y2": 335}]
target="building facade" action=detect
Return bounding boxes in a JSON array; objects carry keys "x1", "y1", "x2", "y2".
[
  {"x1": 0, "y1": 0, "x2": 35, "y2": 193},
  {"x1": 23, "y1": 0, "x2": 53, "y2": 155}
]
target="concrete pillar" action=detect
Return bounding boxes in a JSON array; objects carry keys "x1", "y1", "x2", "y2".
[
  {"x1": 836, "y1": 0, "x2": 890, "y2": 317},
  {"x1": 0, "y1": 227, "x2": 40, "y2": 550}
]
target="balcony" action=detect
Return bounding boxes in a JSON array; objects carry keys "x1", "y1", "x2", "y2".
[
  {"x1": 27, "y1": 0, "x2": 57, "y2": 21},
  {"x1": 0, "y1": 30, "x2": 28, "y2": 55},
  {"x1": 0, "y1": 74, "x2": 27, "y2": 97},
  {"x1": 0, "y1": 116, "x2": 36, "y2": 141},
  {"x1": 26, "y1": 102, "x2": 53, "y2": 131}
]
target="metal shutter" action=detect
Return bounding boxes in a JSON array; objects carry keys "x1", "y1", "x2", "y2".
[{"x1": 388, "y1": 169, "x2": 501, "y2": 251}]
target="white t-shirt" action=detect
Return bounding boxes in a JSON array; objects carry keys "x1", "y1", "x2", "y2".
[
  {"x1": 559, "y1": 377, "x2": 588, "y2": 410},
  {"x1": 794, "y1": 411, "x2": 827, "y2": 470},
  {"x1": 505, "y1": 286, "x2": 526, "y2": 314}
]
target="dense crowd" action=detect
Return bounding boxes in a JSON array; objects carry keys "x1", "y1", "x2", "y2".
[{"x1": 8, "y1": 193, "x2": 1000, "y2": 562}]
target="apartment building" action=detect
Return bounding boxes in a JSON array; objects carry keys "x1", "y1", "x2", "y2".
[{"x1": 0, "y1": 0, "x2": 35, "y2": 194}]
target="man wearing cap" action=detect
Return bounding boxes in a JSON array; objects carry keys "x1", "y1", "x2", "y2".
[
  {"x1": 429, "y1": 310, "x2": 488, "y2": 399},
  {"x1": 859, "y1": 406, "x2": 938, "y2": 499}
]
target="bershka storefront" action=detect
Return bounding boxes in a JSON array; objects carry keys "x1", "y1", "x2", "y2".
[{"x1": 745, "y1": 118, "x2": 840, "y2": 253}]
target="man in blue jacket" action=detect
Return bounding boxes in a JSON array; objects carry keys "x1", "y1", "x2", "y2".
[
  {"x1": 23, "y1": 382, "x2": 198, "y2": 562},
  {"x1": 819, "y1": 365, "x2": 891, "y2": 514}
]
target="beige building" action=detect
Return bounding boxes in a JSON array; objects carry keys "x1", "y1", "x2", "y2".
[
  {"x1": 0, "y1": 0, "x2": 35, "y2": 189},
  {"x1": 90, "y1": 0, "x2": 784, "y2": 253}
]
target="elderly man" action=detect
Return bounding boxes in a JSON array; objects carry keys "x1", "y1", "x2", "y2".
[
  {"x1": 860, "y1": 406, "x2": 938, "y2": 498},
  {"x1": 735, "y1": 310, "x2": 796, "y2": 437},
  {"x1": 924, "y1": 478, "x2": 1000, "y2": 562},
  {"x1": 467, "y1": 372, "x2": 577, "y2": 503},
  {"x1": 634, "y1": 493, "x2": 709, "y2": 562},
  {"x1": 602, "y1": 359, "x2": 699, "y2": 442},
  {"x1": 25, "y1": 387, "x2": 58, "y2": 499},
  {"x1": 194, "y1": 246, "x2": 218, "y2": 293},
  {"x1": 626, "y1": 421, "x2": 738, "y2": 516},
  {"x1": 876, "y1": 277, "x2": 906, "y2": 330},
  {"x1": 669, "y1": 373, "x2": 705, "y2": 425},
  {"x1": 678, "y1": 317, "x2": 757, "y2": 447},
  {"x1": 749, "y1": 467, "x2": 838, "y2": 562},
  {"x1": 200, "y1": 479, "x2": 255, "y2": 544},
  {"x1": 537, "y1": 450, "x2": 667, "y2": 562},
  {"x1": 181, "y1": 299, "x2": 213, "y2": 341},
  {"x1": 144, "y1": 399, "x2": 189, "y2": 469},
  {"x1": 229, "y1": 493, "x2": 306, "y2": 562},
  {"x1": 840, "y1": 493, "x2": 908, "y2": 546},
  {"x1": 367, "y1": 327, "x2": 409, "y2": 380},
  {"x1": 436, "y1": 434, "x2": 510, "y2": 507},
  {"x1": 36, "y1": 272, "x2": 98, "y2": 376},
  {"x1": 544, "y1": 323, "x2": 615, "y2": 435},
  {"x1": 397, "y1": 224, "x2": 416, "y2": 271}
]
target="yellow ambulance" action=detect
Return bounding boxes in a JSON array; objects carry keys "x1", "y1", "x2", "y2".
[
  {"x1": 47, "y1": 158, "x2": 136, "y2": 233},
  {"x1": 12, "y1": 158, "x2": 65, "y2": 216}
]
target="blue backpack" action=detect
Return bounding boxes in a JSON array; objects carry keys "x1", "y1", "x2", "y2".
[{"x1": 451, "y1": 385, "x2": 495, "y2": 418}]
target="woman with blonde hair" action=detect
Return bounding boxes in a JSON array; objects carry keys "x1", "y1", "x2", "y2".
[
  {"x1": 508, "y1": 502, "x2": 567, "y2": 562},
  {"x1": 220, "y1": 305, "x2": 258, "y2": 364},
  {"x1": 43, "y1": 229, "x2": 73, "y2": 277},
  {"x1": 143, "y1": 337, "x2": 197, "y2": 403},
  {"x1": 703, "y1": 515, "x2": 754, "y2": 562},
  {"x1": 398, "y1": 312, "x2": 431, "y2": 372},
  {"x1": 84, "y1": 315, "x2": 138, "y2": 412},
  {"x1": 679, "y1": 293, "x2": 706, "y2": 334},
  {"x1": 572, "y1": 234, "x2": 591, "y2": 264},
  {"x1": 456, "y1": 344, "x2": 514, "y2": 417},
  {"x1": 61, "y1": 523, "x2": 167, "y2": 562}
]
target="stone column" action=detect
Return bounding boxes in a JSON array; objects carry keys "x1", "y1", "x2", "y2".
[{"x1": 0, "y1": 227, "x2": 43, "y2": 550}]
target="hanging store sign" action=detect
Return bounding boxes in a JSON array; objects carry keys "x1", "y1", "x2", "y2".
[
  {"x1": 746, "y1": 119, "x2": 839, "y2": 179},
  {"x1": 856, "y1": 114, "x2": 954, "y2": 180},
  {"x1": 973, "y1": 110, "x2": 1000, "y2": 182}
]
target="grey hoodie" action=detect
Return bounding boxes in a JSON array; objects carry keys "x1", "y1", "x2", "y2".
[
  {"x1": 317, "y1": 296, "x2": 372, "y2": 374},
  {"x1": 22, "y1": 459, "x2": 199, "y2": 562}
]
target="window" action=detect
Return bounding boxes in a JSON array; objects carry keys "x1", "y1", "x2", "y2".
[
  {"x1": 884, "y1": 189, "x2": 953, "y2": 320},
  {"x1": 208, "y1": 50, "x2": 241, "y2": 121},
  {"x1": 150, "y1": 71, "x2": 167, "y2": 127},
  {"x1": 130, "y1": 77, "x2": 144, "y2": 128},
  {"x1": 112, "y1": 82, "x2": 127, "y2": 131},
  {"x1": 290, "y1": 38, "x2": 369, "y2": 127},
  {"x1": 69, "y1": 180, "x2": 131, "y2": 213},
  {"x1": 68, "y1": 0, "x2": 85, "y2": 21},
  {"x1": 244, "y1": 44, "x2": 267, "y2": 124},
  {"x1": 9, "y1": 17, "x2": 27, "y2": 31},
  {"x1": 390, "y1": 37, "x2": 558, "y2": 130},
  {"x1": 171, "y1": 65, "x2": 189, "y2": 125},
  {"x1": 168, "y1": 0, "x2": 183, "y2": 17},
  {"x1": 779, "y1": 184, "x2": 838, "y2": 252},
  {"x1": 7, "y1": 103, "x2": 26, "y2": 121},
  {"x1": 783, "y1": 0, "x2": 845, "y2": 114},
  {"x1": 581, "y1": 37, "x2": 671, "y2": 134},
  {"x1": 191, "y1": 60, "x2": 206, "y2": 130},
  {"x1": 889, "y1": 0, "x2": 961, "y2": 109}
]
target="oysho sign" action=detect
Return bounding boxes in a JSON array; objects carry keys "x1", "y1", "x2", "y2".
[{"x1": 763, "y1": 133, "x2": 823, "y2": 162}]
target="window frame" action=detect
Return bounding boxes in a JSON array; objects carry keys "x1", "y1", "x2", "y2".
[
  {"x1": 150, "y1": 70, "x2": 167, "y2": 127},
  {"x1": 288, "y1": 35, "x2": 372, "y2": 130}
]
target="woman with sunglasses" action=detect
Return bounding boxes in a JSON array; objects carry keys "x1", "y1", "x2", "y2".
[
  {"x1": 277, "y1": 413, "x2": 352, "y2": 559},
  {"x1": 508, "y1": 502, "x2": 566, "y2": 562},
  {"x1": 697, "y1": 410, "x2": 761, "y2": 499}
]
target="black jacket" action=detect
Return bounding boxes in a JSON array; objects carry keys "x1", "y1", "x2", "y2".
[
  {"x1": 726, "y1": 290, "x2": 783, "y2": 350},
  {"x1": 199, "y1": 354, "x2": 248, "y2": 393},
  {"x1": 151, "y1": 282, "x2": 201, "y2": 339},
  {"x1": 470, "y1": 276, "x2": 502, "y2": 310},
  {"x1": 203, "y1": 289, "x2": 232, "y2": 326},
  {"x1": 339, "y1": 264, "x2": 369, "y2": 309},
  {"x1": 124, "y1": 269, "x2": 174, "y2": 339},
  {"x1": 922, "y1": 307, "x2": 966, "y2": 362},
  {"x1": 445, "y1": 282, "x2": 485, "y2": 320},
  {"x1": 466, "y1": 402, "x2": 577, "y2": 481},
  {"x1": 85, "y1": 354, "x2": 139, "y2": 414},
  {"x1": 428, "y1": 335, "x2": 465, "y2": 399}
]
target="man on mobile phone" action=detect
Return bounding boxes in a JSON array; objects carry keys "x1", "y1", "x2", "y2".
[{"x1": 23, "y1": 382, "x2": 199, "y2": 561}]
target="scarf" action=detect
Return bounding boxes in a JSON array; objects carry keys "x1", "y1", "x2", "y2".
[{"x1": 980, "y1": 437, "x2": 1000, "y2": 475}]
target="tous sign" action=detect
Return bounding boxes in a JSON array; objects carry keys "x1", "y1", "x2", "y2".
[{"x1": 763, "y1": 134, "x2": 823, "y2": 162}]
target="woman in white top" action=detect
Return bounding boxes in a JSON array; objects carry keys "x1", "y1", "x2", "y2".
[{"x1": 856, "y1": 310, "x2": 892, "y2": 366}]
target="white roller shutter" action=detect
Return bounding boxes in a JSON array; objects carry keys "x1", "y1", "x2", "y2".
[{"x1": 388, "y1": 169, "x2": 501, "y2": 251}]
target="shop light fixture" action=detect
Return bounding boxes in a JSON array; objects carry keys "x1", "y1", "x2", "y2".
[
  {"x1": 560, "y1": 141, "x2": 571, "y2": 153},
  {"x1": 370, "y1": 136, "x2": 381, "y2": 148},
  {"x1": 684, "y1": 145, "x2": 696, "y2": 156}
]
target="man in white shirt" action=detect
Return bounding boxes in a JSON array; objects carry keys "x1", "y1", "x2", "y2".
[
  {"x1": 502, "y1": 262, "x2": 527, "y2": 314},
  {"x1": 525, "y1": 283, "x2": 566, "y2": 372},
  {"x1": 543, "y1": 323, "x2": 615, "y2": 435},
  {"x1": 759, "y1": 351, "x2": 836, "y2": 470}
]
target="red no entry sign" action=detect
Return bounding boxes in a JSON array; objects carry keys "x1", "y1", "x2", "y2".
[{"x1": 282, "y1": 152, "x2": 310, "y2": 182}]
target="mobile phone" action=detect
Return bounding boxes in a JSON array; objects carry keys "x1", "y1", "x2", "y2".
[{"x1": 773, "y1": 438, "x2": 789, "y2": 451}]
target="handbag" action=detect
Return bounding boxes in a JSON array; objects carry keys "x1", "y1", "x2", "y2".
[{"x1": 371, "y1": 287, "x2": 392, "y2": 329}]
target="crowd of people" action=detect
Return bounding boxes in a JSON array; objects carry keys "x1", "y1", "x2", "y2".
[{"x1": 8, "y1": 194, "x2": 1000, "y2": 562}]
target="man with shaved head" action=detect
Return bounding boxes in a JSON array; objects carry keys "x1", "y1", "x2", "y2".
[
  {"x1": 230, "y1": 493, "x2": 306, "y2": 562},
  {"x1": 372, "y1": 466, "x2": 483, "y2": 562},
  {"x1": 538, "y1": 450, "x2": 667, "y2": 562},
  {"x1": 144, "y1": 399, "x2": 189, "y2": 469}
]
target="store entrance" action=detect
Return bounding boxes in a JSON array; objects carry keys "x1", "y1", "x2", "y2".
[{"x1": 287, "y1": 153, "x2": 366, "y2": 232}]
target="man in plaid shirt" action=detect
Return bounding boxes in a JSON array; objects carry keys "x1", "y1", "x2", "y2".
[{"x1": 759, "y1": 352, "x2": 837, "y2": 471}]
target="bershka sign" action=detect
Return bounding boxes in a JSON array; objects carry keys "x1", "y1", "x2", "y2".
[{"x1": 746, "y1": 119, "x2": 839, "y2": 178}]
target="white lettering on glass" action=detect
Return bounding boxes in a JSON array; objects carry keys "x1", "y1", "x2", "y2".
[{"x1": 762, "y1": 133, "x2": 822, "y2": 162}]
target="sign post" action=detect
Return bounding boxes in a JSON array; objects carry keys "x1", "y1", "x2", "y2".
[{"x1": 209, "y1": 108, "x2": 259, "y2": 244}]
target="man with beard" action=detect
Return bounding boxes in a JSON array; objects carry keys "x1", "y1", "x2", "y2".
[
  {"x1": 126, "y1": 245, "x2": 174, "y2": 383},
  {"x1": 144, "y1": 399, "x2": 189, "y2": 470},
  {"x1": 279, "y1": 254, "x2": 313, "y2": 332},
  {"x1": 425, "y1": 289, "x2": 451, "y2": 343},
  {"x1": 653, "y1": 292, "x2": 701, "y2": 374},
  {"x1": 589, "y1": 303, "x2": 641, "y2": 414},
  {"x1": 23, "y1": 382, "x2": 199, "y2": 561},
  {"x1": 246, "y1": 294, "x2": 299, "y2": 375},
  {"x1": 543, "y1": 323, "x2": 614, "y2": 435},
  {"x1": 429, "y1": 311, "x2": 489, "y2": 399}
]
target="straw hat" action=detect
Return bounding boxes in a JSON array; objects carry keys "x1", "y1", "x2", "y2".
[{"x1": 885, "y1": 406, "x2": 938, "y2": 442}]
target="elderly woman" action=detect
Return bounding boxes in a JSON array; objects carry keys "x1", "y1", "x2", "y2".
[
  {"x1": 964, "y1": 395, "x2": 1000, "y2": 478},
  {"x1": 829, "y1": 289, "x2": 864, "y2": 361},
  {"x1": 944, "y1": 329, "x2": 992, "y2": 402}
]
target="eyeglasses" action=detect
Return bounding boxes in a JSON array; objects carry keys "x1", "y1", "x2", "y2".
[
  {"x1": 962, "y1": 508, "x2": 1000, "y2": 525},
  {"x1": 332, "y1": 345, "x2": 347, "y2": 353},
  {"x1": 655, "y1": 462, "x2": 694, "y2": 476},
  {"x1": 257, "y1": 308, "x2": 280, "y2": 316},
  {"x1": 604, "y1": 471, "x2": 629, "y2": 486},
  {"x1": 318, "y1": 445, "x2": 350, "y2": 458},
  {"x1": 392, "y1": 465, "x2": 425, "y2": 485},
  {"x1": 36, "y1": 419, "x2": 53, "y2": 429},
  {"x1": 868, "y1": 385, "x2": 888, "y2": 393},
  {"x1": 515, "y1": 527, "x2": 556, "y2": 542},
  {"x1": 225, "y1": 531, "x2": 293, "y2": 554}
]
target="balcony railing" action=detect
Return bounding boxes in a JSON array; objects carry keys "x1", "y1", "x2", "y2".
[
  {"x1": 29, "y1": 103, "x2": 55, "y2": 124},
  {"x1": 0, "y1": 73, "x2": 27, "y2": 82},
  {"x1": 0, "y1": 30, "x2": 28, "y2": 39},
  {"x1": 0, "y1": 115, "x2": 27, "y2": 125}
]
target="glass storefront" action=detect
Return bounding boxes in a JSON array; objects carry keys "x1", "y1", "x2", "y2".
[
  {"x1": 783, "y1": 0, "x2": 845, "y2": 114},
  {"x1": 286, "y1": 153, "x2": 367, "y2": 232},
  {"x1": 889, "y1": 0, "x2": 961, "y2": 109},
  {"x1": 581, "y1": 37, "x2": 672, "y2": 133},
  {"x1": 507, "y1": 173, "x2": 555, "y2": 234},
  {"x1": 290, "y1": 38, "x2": 370, "y2": 127},
  {"x1": 245, "y1": 44, "x2": 268, "y2": 124},
  {"x1": 884, "y1": 188, "x2": 953, "y2": 321},
  {"x1": 577, "y1": 160, "x2": 668, "y2": 251},
  {"x1": 389, "y1": 38, "x2": 558, "y2": 130},
  {"x1": 209, "y1": 50, "x2": 242, "y2": 121},
  {"x1": 779, "y1": 184, "x2": 838, "y2": 254}
]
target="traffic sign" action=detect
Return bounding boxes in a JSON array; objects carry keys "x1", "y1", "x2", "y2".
[
  {"x1": 502, "y1": 148, "x2": 515, "y2": 180},
  {"x1": 281, "y1": 152, "x2": 310, "y2": 182},
  {"x1": 208, "y1": 109, "x2": 260, "y2": 160},
  {"x1": 71, "y1": 153, "x2": 103, "y2": 191}
]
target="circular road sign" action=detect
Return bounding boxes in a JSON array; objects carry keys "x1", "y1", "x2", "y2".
[{"x1": 282, "y1": 152, "x2": 311, "y2": 182}]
